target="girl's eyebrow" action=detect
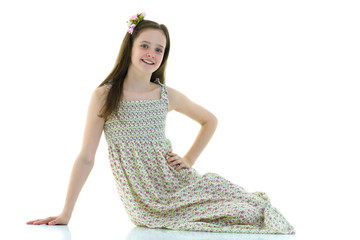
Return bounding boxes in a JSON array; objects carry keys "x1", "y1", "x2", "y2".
[{"x1": 140, "y1": 41, "x2": 164, "y2": 49}]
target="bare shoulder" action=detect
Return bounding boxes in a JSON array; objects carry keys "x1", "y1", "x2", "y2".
[
  {"x1": 88, "y1": 85, "x2": 109, "y2": 108},
  {"x1": 94, "y1": 85, "x2": 110, "y2": 98},
  {"x1": 166, "y1": 85, "x2": 217, "y2": 125},
  {"x1": 166, "y1": 86, "x2": 186, "y2": 112}
]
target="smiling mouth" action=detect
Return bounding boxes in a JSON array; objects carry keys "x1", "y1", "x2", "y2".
[{"x1": 142, "y1": 59, "x2": 154, "y2": 65}]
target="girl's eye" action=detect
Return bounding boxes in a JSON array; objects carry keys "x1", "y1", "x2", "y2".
[{"x1": 141, "y1": 44, "x2": 162, "y2": 53}]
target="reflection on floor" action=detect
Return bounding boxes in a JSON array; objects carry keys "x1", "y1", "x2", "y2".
[
  {"x1": 23, "y1": 224, "x2": 296, "y2": 240},
  {"x1": 126, "y1": 226, "x2": 296, "y2": 240}
]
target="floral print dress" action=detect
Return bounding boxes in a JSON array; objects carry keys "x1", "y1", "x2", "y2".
[{"x1": 103, "y1": 78, "x2": 296, "y2": 234}]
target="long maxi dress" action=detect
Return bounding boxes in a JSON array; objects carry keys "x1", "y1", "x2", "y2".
[{"x1": 103, "y1": 78, "x2": 296, "y2": 234}]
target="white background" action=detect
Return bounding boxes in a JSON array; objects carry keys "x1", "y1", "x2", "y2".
[{"x1": 0, "y1": 0, "x2": 359, "y2": 239}]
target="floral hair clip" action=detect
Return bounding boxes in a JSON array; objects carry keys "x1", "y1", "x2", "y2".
[{"x1": 127, "y1": 12, "x2": 146, "y2": 35}]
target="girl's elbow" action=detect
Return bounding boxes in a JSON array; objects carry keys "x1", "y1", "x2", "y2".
[
  {"x1": 205, "y1": 114, "x2": 218, "y2": 126},
  {"x1": 211, "y1": 114, "x2": 218, "y2": 124}
]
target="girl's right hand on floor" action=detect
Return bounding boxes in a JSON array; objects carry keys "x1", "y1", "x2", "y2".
[{"x1": 26, "y1": 213, "x2": 70, "y2": 225}]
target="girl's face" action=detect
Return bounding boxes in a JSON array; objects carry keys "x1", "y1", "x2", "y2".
[{"x1": 131, "y1": 28, "x2": 166, "y2": 74}]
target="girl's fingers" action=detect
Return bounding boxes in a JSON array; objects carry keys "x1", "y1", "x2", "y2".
[
  {"x1": 32, "y1": 217, "x2": 53, "y2": 225},
  {"x1": 176, "y1": 163, "x2": 183, "y2": 171},
  {"x1": 27, "y1": 220, "x2": 40, "y2": 224},
  {"x1": 167, "y1": 153, "x2": 179, "y2": 162},
  {"x1": 168, "y1": 157, "x2": 181, "y2": 164},
  {"x1": 34, "y1": 220, "x2": 45, "y2": 224},
  {"x1": 168, "y1": 157, "x2": 176, "y2": 162},
  {"x1": 170, "y1": 159, "x2": 179, "y2": 166}
]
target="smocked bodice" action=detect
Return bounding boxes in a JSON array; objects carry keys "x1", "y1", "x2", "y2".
[{"x1": 103, "y1": 78, "x2": 169, "y2": 143}]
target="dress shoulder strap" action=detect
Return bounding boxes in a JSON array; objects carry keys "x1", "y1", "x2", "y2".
[
  {"x1": 154, "y1": 78, "x2": 163, "y2": 87},
  {"x1": 154, "y1": 78, "x2": 169, "y2": 103},
  {"x1": 104, "y1": 79, "x2": 114, "y2": 89}
]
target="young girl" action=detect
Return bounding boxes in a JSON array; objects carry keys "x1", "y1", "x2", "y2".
[{"x1": 27, "y1": 12, "x2": 295, "y2": 235}]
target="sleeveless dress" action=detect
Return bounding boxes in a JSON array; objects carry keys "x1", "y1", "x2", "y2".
[{"x1": 103, "y1": 78, "x2": 296, "y2": 235}]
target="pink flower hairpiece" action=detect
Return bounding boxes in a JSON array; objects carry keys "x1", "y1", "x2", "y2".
[{"x1": 126, "y1": 12, "x2": 146, "y2": 35}]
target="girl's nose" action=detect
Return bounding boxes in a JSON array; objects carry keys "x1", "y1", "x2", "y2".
[{"x1": 146, "y1": 52, "x2": 154, "y2": 58}]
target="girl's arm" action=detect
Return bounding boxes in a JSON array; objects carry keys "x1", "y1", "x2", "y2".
[
  {"x1": 62, "y1": 86, "x2": 109, "y2": 218},
  {"x1": 167, "y1": 86, "x2": 218, "y2": 165},
  {"x1": 27, "y1": 86, "x2": 109, "y2": 225}
]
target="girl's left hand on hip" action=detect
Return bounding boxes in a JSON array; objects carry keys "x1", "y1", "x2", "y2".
[{"x1": 166, "y1": 152, "x2": 193, "y2": 171}]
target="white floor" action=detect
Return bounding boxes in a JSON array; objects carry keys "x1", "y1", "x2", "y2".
[
  {"x1": 19, "y1": 224, "x2": 296, "y2": 240},
  {"x1": 4, "y1": 213, "x2": 356, "y2": 240}
]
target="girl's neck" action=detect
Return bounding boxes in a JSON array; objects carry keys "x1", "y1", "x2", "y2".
[{"x1": 123, "y1": 65, "x2": 153, "y2": 91}]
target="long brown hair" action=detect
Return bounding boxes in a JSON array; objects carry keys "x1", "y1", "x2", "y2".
[{"x1": 97, "y1": 19, "x2": 170, "y2": 122}]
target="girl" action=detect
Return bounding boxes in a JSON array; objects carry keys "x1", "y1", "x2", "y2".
[{"x1": 27, "y1": 12, "x2": 295, "y2": 235}]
